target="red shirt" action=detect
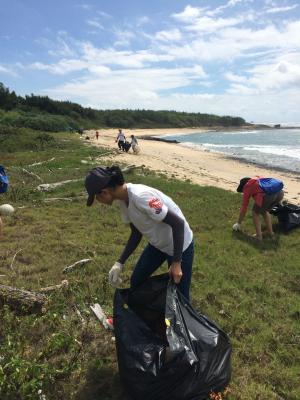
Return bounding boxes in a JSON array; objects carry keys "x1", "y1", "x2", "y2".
[{"x1": 240, "y1": 177, "x2": 265, "y2": 213}]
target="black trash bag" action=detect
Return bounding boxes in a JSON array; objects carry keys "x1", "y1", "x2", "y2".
[
  {"x1": 113, "y1": 274, "x2": 231, "y2": 400},
  {"x1": 270, "y1": 203, "x2": 300, "y2": 232}
]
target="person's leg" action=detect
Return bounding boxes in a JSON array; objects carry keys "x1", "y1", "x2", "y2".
[
  {"x1": 252, "y1": 209, "x2": 263, "y2": 240},
  {"x1": 131, "y1": 243, "x2": 167, "y2": 288},
  {"x1": 262, "y1": 211, "x2": 274, "y2": 236},
  {"x1": 118, "y1": 141, "x2": 122, "y2": 150}
]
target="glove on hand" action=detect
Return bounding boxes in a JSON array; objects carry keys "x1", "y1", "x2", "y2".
[
  {"x1": 108, "y1": 261, "x2": 123, "y2": 287},
  {"x1": 232, "y1": 222, "x2": 241, "y2": 231}
]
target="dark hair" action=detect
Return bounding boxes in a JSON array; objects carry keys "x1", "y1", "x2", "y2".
[{"x1": 105, "y1": 165, "x2": 125, "y2": 188}]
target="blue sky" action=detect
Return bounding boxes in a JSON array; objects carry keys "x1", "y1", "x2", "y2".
[{"x1": 1, "y1": 0, "x2": 300, "y2": 123}]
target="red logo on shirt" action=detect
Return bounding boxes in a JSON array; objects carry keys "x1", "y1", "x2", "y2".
[{"x1": 148, "y1": 198, "x2": 163, "y2": 214}]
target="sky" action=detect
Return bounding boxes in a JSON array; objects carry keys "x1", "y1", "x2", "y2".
[{"x1": 1, "y1": 0, "x2": 300, "y2": 124}]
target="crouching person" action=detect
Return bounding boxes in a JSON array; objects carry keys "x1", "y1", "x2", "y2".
[
  {"x1": 233, "y1": 177, "x2": 284, "y2": 240},
  {"x1": 85, "y1": 166, "x2": 194, "y2": 301}
]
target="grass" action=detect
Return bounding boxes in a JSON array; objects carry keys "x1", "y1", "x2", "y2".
[{"x1": 0, "y1": 131, "x2": 299, "y2": 400}]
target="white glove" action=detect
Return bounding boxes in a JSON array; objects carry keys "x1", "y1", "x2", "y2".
[
  {"x1": 232, "y1": 222, "x2": 241, "y2": 231},
  {"x1": 108, "y1": 261, "x2": 123, "y2": 287}
]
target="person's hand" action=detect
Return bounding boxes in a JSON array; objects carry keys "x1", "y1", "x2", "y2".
[
  {"x1": 232, "y1": 222, "x2": 241, "y2": 231},
  {"x1": 108, "y1": 262, "x2": 123, "y2": 287},
  {"x1": 168, "y1": 261, "x2": 183, "y2": 283}
]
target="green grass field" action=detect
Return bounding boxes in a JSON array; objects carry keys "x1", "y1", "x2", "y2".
[{"x1": 0, "y1": 132, "x2": 299, "y2": 400}]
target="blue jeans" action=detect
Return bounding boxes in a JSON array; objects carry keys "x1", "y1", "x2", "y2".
[{"x1": 130, "y1": 240, "x2": 194, "y2": 301}]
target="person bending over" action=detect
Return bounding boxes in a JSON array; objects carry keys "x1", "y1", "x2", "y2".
[
  {"x1": 233, "y1": 177, "x2": 284, "y2": 240},
  {"x1": 85, "y1": 166, "x2": 194, "y2": 301}
]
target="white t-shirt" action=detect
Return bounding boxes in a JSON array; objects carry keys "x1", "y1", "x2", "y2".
[
  {"x1": 117, "y1": 133, "x2": 125, "y2": 142},
  {"x1": 118, "y1": 183, "x2": 193, "y2": 256}
]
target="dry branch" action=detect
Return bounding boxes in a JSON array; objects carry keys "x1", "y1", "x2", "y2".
[
  {"x1": 37, "y1": 179, "x2": 81, "y2": 192},
  {"x1": 10, "y1": 249, "x2": 23, "y2": 270},
  {"x1": 21, "y1": 168, "x2": 43, "y2": 182},
  {"x1": 28, "y1": 157, "x2": 55, "y2": 167},
  {"x1": 121, "y1": 165, "x2": 145, "y2": 173},
  {"x1": 62, "y1": 258, "x2": 92, "y2": 274},
  {"x1": 0, "y1": 284, "x2": 46, "y2": 313},
  {"x1": 39, "y1": 279, "x2": 69, "y2": 293},
  {"x1": 43, "y1": 195, "x2": 85, "y2": 202}
]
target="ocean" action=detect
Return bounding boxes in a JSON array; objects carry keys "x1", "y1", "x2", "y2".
[{"x1": 162, "y1": 129, "x2": 300, "y2": 173}]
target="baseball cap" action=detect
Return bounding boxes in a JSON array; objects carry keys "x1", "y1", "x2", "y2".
[
  {"x1": 85, "y1": 167, "x2": 112, "y2": 206},
  {"x1": 237, "y1": 177, "x2": 251, "y2": 193}
]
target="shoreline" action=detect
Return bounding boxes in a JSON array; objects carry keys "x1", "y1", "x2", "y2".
[
  {"x1": 144, "y1": 135, "x2": 300, "y2": 176},
  {"x1": 85, "y1": 128, "x2": 300, "y2": 204}
]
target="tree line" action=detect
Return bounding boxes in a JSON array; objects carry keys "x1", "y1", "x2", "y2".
[{"x1": 0, "y1": 82, "x2": 246, "y2": 131}]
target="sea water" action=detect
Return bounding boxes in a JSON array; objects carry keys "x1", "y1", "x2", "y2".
[{"x1": 163, "y1": 129, "x2": 300, "y2": 173}]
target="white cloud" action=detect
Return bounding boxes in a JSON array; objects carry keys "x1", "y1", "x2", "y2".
[
  {"x1": 76, "y1": 3, "x2": 93, "y2": 11},
  {"x1": 113, "y1": 29, "x2": 136, "y2": 47},
  {"x1": 266, "y1": 4, "x2": 298, "y2": 13},
  {"x1": 155, "y1": 29, "x2": 182, "y2": 42},
  {"x1": 86, "y1": 19, "x2": 104, "y2": 29},
  {"x1": 224, "y1": 72, "x2": 247, "y2": 83},
  {"x1": 172, "y1": 6, "x2": 207, "y2": 22},
  {"x1": 0, "y1": 65, "x2": 18, "y2": 77},
  {"x1": 136, "y1": 16, "x2": 150, "y2": 26}
]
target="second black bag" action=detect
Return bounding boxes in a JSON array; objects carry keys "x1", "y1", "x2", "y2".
[
  {"x1": 270, "y1": 203, "x2": 300, "y2": 232},
  {"x1": 114, "y1": 274, "x2": 231, "y2": 400}
]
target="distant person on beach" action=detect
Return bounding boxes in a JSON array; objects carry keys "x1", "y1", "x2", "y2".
[
  {"x1": 85, "y1": 166, "x2": 194, "y2": 301},
  {"x1": 116, "y1": 129, "x2": 126, "y2": 151},
  {"x1": 233, "y1": 177, "x2": 284, "y2": 240},
  {"x1": 95, "y1": 131, "x2": 99, "y2": 140},
  {"x1": 130, "y1": 134, "x2": 140, "y2": 154}
]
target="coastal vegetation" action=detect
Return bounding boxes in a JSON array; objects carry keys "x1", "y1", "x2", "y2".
[
  {"x1": 0, "y1": 131, "x2": 299, "y2": 399},
  {"x1": 0, "y1": 82, "x2": 245, "y2": 131}
]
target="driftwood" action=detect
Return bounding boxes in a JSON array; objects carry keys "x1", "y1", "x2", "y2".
[
  {"x1": 37, "y1": 179, "x2": 81, "y2": 192},
  {"x1": 43, "y1": 195, "x2": 86, "y2": 203},
  {"x1": 28, "y1": 157, "x2": 55, "y2": 167},
  {"x1": 0, "y1": 284, "x2": 46, "y2": 313},
  {"x1": 21, "y1": 168, "x2": 43, "y2": 182},
  {"x1": 121, "y1": 165, "x2": 145, "y2": 173},
  {"x1": 62, "y1": 258, "x2": 92, "y2": 274},
  {"x1": 43, "y1": 197, "x2": 75, "y2": 202},
  {"x1": 39, "y1": 279, "x2": 69, "y2": 293}
]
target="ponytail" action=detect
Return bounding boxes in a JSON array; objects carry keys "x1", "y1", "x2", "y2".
[{"x1": 106, "y1": 165, "x2": 125, "y2": 187}]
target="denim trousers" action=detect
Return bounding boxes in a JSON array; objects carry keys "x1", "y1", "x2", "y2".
[{"x1": 130, "y1": 240, "x2": 194, "y2": 302}]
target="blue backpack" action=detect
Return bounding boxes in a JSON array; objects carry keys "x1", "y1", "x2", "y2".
[
  {"x1": 258, "y1": 178, "x2": 283, "y2": 194},
  {"x1": 0, "y1": 165, "x2": 9, "y2": 194}
]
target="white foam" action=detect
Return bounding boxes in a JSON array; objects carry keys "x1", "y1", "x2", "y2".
[{"x1": 243, "y1": 146, "x2": 300, "y2": 160}]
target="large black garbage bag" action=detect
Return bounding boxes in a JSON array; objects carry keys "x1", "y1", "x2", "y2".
[
  {"x1": 113, "y1": 274, "x2": 231, "y2": 400},
  {"x1": 270, "y1": 203, "x2": 300, "y2": 232}
]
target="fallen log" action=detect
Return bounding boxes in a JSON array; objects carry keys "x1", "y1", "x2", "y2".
[
  {"x1": 0, "y1": 284, "x2": 47, "y2": 313},
  {"x1": 62, "y1": 258, "x2": 92, "y2": 274}
]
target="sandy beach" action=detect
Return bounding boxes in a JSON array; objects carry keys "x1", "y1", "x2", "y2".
[{"x1": 86, "y1": 128, "x2": 300, "y2": 203}]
